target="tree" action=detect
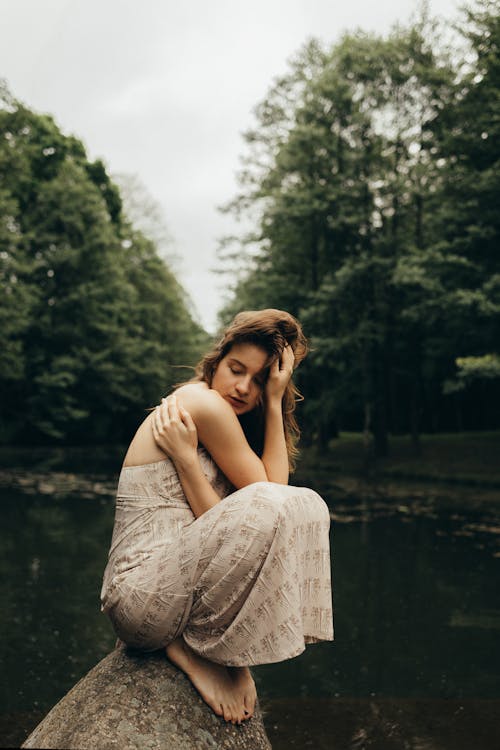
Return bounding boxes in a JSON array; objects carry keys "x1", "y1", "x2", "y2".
[
  {"x1": 218, "y1": 16, "x2": 460, "y2": 454},
  {"x1": 0, "y1": 84, "x2": 206, "y2": 444},
  {"x1": 431, "y1": 0, "x2": 500, "y2": 422}
]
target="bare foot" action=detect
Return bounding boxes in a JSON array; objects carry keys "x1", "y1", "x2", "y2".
[
  {"x1": 229, "y1": 666, "x2": 257, "y2": 719},
  {"x1": 166, "y1": 637, "x2": 255, "y2": 724}
]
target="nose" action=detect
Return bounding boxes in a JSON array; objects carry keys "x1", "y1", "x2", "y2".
[{"x1": 235, "y1": 375, "x2": 251, "y2": 396}]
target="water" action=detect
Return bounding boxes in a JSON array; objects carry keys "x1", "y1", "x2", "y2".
[{"x1": 1, "y1": 449, "x2": 499, "y2": 748}]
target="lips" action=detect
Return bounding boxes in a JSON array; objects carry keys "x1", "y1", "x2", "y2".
[{"x1": 227, "y1": 395, "x2": 246, "y2": 408}]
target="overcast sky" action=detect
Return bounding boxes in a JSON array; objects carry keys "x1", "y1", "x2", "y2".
[{"x1": 1, "y1": 0, "x2": 461, "y2": 331}]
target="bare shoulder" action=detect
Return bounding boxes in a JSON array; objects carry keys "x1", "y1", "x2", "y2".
[
  {"x1": 174, "y1": 382, "x2": 210, "y2": 399},
  {"x1": 175, "y1": 382, "x2": 232, "y2": 418},
  {"x1": 175, "y1": 384, "x2": 265, "y2": 488}
]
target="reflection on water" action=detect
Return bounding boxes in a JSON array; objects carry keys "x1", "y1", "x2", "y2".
[
  {"x1": 262, "y1": 697, "x2": 500, "y2": 750},
  {"x1": 0, "y1": 448, "x2": 499, "y2": 748}
]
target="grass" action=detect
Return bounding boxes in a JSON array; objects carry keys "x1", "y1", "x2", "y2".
[{"x1": 297, "y1": 431, "x2": 500, "y2": 487}]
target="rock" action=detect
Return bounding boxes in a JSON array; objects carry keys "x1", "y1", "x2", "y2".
[{"x1": 22, "y1": 648, "x2": 272, "y2": 750}]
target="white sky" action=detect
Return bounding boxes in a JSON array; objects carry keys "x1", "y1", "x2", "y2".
[{"x1": 1, "y1": 0, "x2": 461, "y2": 332}]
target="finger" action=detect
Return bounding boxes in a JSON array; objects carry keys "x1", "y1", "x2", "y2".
[
  {"x1": 152, "y1": 406, "x2": 162, "y2": 439},
  {"x1": 167, "y1": 394, "x2": 179, "y2": 423},
  {"x1": 160, "y1": 397, "x2": 171, "y2": 426},
  {"x1": 270, "y1": 355, "x2": 280, "y2": 374},
  {"x1": 171, "y1": 395, "x2": 183, "y2": 425},
  {"x1": 180, "y1": 407, "x2": 197, "y2": 434},
  {"x1": 278, "y1": 346, "x2": 289, "y2": 370},
  {"x1": 281, "y1": 345, "x2": 295, "y2": 372}
]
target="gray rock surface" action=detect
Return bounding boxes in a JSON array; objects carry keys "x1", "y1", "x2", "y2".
[{"x1": 22, "y1": 648, "x2": 272, "y2": 749}]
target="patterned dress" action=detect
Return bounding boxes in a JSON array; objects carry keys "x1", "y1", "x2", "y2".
[{"x1": 100, "y1": 447, "x2": 334, "y2": 666}]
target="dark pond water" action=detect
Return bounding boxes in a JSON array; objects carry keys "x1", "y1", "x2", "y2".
[{"x1": 1, "y1": 448, "x2": 499, "y2": 748}]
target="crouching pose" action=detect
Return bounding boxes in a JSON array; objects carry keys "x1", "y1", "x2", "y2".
[{"x1": 101, "y1": 309, "x2": 334, "y2": 724}]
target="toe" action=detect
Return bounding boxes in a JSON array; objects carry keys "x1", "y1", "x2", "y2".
[
  {"x1": 244, "y1": 694, "x2": 255, "y2": 718},
  {"x1": 230, "y1": 703, "x2": 240, "y2": 724}
]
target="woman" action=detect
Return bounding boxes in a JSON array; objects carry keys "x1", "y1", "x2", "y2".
[{"x1": 101, "y1": 309, "x2": 334, "y2": 725}]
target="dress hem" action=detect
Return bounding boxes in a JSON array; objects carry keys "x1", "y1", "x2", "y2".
[{"x1": 180, "y1": 630, "x2": 335, "y2": 667}]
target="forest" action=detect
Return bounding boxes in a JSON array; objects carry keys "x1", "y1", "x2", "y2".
[
  {"x1": 218, "y1": 1, "x2": 500, "y2": 454},
  {"x1": 1, "y1": 1, "x2": 499, "y2": 455},
  {"x1": 0, "y1": 82, "x2": 206, "y2": 445}
]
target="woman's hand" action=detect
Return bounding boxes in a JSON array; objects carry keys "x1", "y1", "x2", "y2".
[
  {"x1": 152, "y1": 394, "x2": 198, "y2": 466},
  {"x1": 265, "y1": 344, "x2": 295, "y2": 405}
]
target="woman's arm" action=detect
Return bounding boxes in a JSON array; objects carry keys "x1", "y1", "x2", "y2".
[
  {"x1": 152, "y1": 395, "x2": 222, "y2": 518},
  {"x1": 159, "y1": 387, "x2": 268, "y2": 489},
  {"x1": 261, "y1": 345, "x2": 295, "y2": 484},
  {"x1": 156, "y1": 347, "x2": 294, "y2": 490}
]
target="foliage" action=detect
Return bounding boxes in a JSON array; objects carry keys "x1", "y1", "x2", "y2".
[
  {"x1": 0, "y1": 85, "x2": 206, "y2": 444},
  {"x1": 444, "y1": 354, "x2": 500, "y2": 393},
  {"x1": 217, "y1": 2, "x2": 500, "y2": 454}
]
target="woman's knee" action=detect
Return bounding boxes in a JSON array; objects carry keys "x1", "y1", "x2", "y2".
[
  {"x1": 269, "y1": 485, "x2": 330, "y2": 528},
  {"x1": 229, "y1": 483, "x2": 288, "y2": 539},
  {"x1": 297, "y1": 486, "x2": 331, "y2": 524},
  {"x1": 228, "y1": 482, "x2": 329, "y2": 533}
]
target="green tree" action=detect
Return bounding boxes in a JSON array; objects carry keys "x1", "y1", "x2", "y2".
[
  {"x1": 0, "y1": 84, "x2": 205, "y2": 444},
  {"x1": 432, "y1": 0, "x2": 500, "y2": 407},
  {"x1": 218, "y1": 16, "x2": 458, "y2": 455}
]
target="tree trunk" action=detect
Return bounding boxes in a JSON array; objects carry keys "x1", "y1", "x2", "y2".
[
  {"x1": 372, "y1": 342, "x2": 389, "y2": 458},
  {"x1": 410, "y1": 376, "x2": 422, "y2": 457},
  {"x1": 373, "y1": 406, "x2": 389, "y2": 457}
]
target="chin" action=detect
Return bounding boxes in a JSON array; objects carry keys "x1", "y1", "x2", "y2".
[{"x1": 237, "y1": 404, "x2": 256, "y2": 416}]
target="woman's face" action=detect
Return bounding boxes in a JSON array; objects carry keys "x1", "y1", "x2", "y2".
[{"x1": 211, "y1": 342, "x2": 268, "y2": 415}]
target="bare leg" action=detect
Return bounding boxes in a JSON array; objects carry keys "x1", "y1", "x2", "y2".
[{"x1": 166, "y1": 637, "x2": 256, "y2": 724}]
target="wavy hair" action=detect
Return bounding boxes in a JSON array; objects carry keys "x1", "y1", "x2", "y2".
[{"x1": 181, "y1": 309, "x2": 308, "y2": 471}]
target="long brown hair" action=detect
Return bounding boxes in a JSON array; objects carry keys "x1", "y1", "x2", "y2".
[{"x1": 182, "y1": 309, "x2": 308, "y2": 471}]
